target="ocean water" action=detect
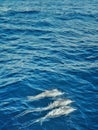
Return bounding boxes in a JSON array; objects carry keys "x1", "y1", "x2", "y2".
[{"x1": 0, "y1": 0, "x2": 98, "y2": 130}]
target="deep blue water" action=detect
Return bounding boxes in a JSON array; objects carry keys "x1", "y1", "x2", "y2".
[{"x1": 0, "y1": 0, "x2": 98, "y2": 130}]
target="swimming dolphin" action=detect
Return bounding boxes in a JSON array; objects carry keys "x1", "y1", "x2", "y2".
[
  {"x1": 15, "y1": 98, "x2": 73, "y2": 118},
  {"x1": 23, "y1": 106, "x2": 76, "y2": 127},
  {"x1": 27, "y1": 89, "x2": 64, "y2": 101},
  {"x1": 34, "y1": 106, "x2": 76, "y2": 124}
]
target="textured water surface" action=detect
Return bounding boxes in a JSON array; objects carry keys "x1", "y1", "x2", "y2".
[{"x1": 0, "y1": 0, "x2": 98, "y2": 130}]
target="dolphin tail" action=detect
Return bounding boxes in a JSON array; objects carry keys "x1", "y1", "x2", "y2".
[
  {"x1": 21, "y1": 117, "x2": 46, "y2": 128},
  {"x1": 27, "y1": 96, "x2": 35, "y2": 101},
  {"x1": 33, "y1": 117, "x2": 46, "y2": 125},
  {"x1": 15, "y1": 109, "x2": 35, "y2": 118}
]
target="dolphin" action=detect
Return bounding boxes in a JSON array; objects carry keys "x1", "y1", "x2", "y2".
[
  {"x1": 33, "y1": 106, "x2": 76, "y2": 124},
  {"x1": 23, "y1": 106, "x2": 76, "y2": 127},
  {"x1": 27, "y1": 89, "x2": 64, "y2": 101},
  {"x1": 15, "y1": 98, "x2": 73, "y2": 118}
]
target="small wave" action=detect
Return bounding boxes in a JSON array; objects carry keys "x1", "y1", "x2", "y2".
[
  {"x1": 55, "y1": 12, "x2": 95, "y2": 21},
  {"x1": 0, "y1": 7, "x2": 11, "y2": 12},
  {"x1": 1, "y1": 27, "x2": 52, "y2": 36},
  {"x1": 35, "y1": 21, "x2": 53, "y2": 27},
  {"x1": 6, "y1": 9, "x2": 40, "y2": 16}
]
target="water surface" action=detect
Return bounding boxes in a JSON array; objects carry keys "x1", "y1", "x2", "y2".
[{"x1": 0, "y1": 0, "x2": 98, "y2": 130}]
